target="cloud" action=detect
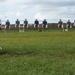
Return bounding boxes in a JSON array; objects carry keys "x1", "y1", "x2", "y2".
[
  {"x1": 21, "y1": 0, "x2": 75, "y2": 6},
  {"x1": 0, "y1": 0, "x2": 7, "y2": 2},
  {"x1": 16, "y1": 11, "x2": 21, "y2": 17},
  {"x1": 0, "y1": 0, "x2": 75, "y2": 23},
  {"x1": 32, "y1": 0, "x2": 75, "y2": 22}
]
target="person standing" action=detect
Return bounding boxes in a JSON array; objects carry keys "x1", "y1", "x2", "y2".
[
  {"x1": 74, "y1": 20, "x2": 75, "y2": 27},
  {"x1": 15, "y1": 19, "x2": 20, "y2": 27},
  {"x1": 42, "y1": 19, "x2": 47, "y2": 28},
  {"x1": 34, "y1": 19, "x2": 39, "y2": 28},
  {"x1": 67, "y1": 20, "x2": 71, "y2": 28},
  {"x1": 0, "y1": 19, "x2": 2, "y2": 30},
  {"x1": 0, "y1": 19, "x2": 2, "y2": 26},
  {"x1": 58, "y1": 19, "x2": 63, "y2": 28},
  {"x1": 6, "y1": 20, "x2": 10, "y2": 29},
  {"x1": 24, "y1": 19, "x2": 28, "y2": 28}
]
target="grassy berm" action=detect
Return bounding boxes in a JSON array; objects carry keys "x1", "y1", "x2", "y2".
[{"x1": 0, "y1": 29, "x2": 75, "y2": 75}]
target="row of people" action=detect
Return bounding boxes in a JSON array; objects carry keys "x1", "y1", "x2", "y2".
[
  {"x1": 58, "y1": 19, "x2": 73, "y2": 28},
  {"x1": 0, "y1": 19, "x2": 75, "y2": 29},
  {"x1": 0, "y1": 19, "x2": 48, "y2": 29}
]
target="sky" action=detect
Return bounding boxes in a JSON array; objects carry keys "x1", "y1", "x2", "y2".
[{"x1": 0, "y1": 0, "x2": 75, "y2": 24}]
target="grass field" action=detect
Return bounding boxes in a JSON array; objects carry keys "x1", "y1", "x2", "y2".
[{"x1": 0, "y1": 29, "x2": 75, "y2": 75}]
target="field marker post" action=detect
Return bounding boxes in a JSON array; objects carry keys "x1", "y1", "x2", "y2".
[
  {"x1": 38, "y1": 20, "x2": 43, "y2": 32},
  {"x1": 19, "y1": 24, "x2": 24, "y2": 32},
  {"x1": 63, "y1": 20, "x2": 68, "y2": 32},
  {"x1": 19, "y1": 20, "x2": 25, "y2": 32},
  {"x1": 0, "y1": 21, "x2": 6, "y2": 32}
]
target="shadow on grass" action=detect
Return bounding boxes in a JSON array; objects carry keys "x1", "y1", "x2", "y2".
[
  {"x1": 14, "y1": 51, "x2": 38, "y2": 57},
  {"x1": 0, "y1": 50, "x2": 8, "y2": 55},
  {"x1": 0, "y1": 50, "x2": 38, "y2": 57}
]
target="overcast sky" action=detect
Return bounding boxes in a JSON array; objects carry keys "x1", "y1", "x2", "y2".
[{"x1": 0, "y1": 0, "x2": 75, "y2": 23}]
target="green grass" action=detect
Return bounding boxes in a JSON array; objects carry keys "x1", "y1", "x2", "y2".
[{"x1": 0, "y1": 29, "x2": 75, "y2": 75}]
